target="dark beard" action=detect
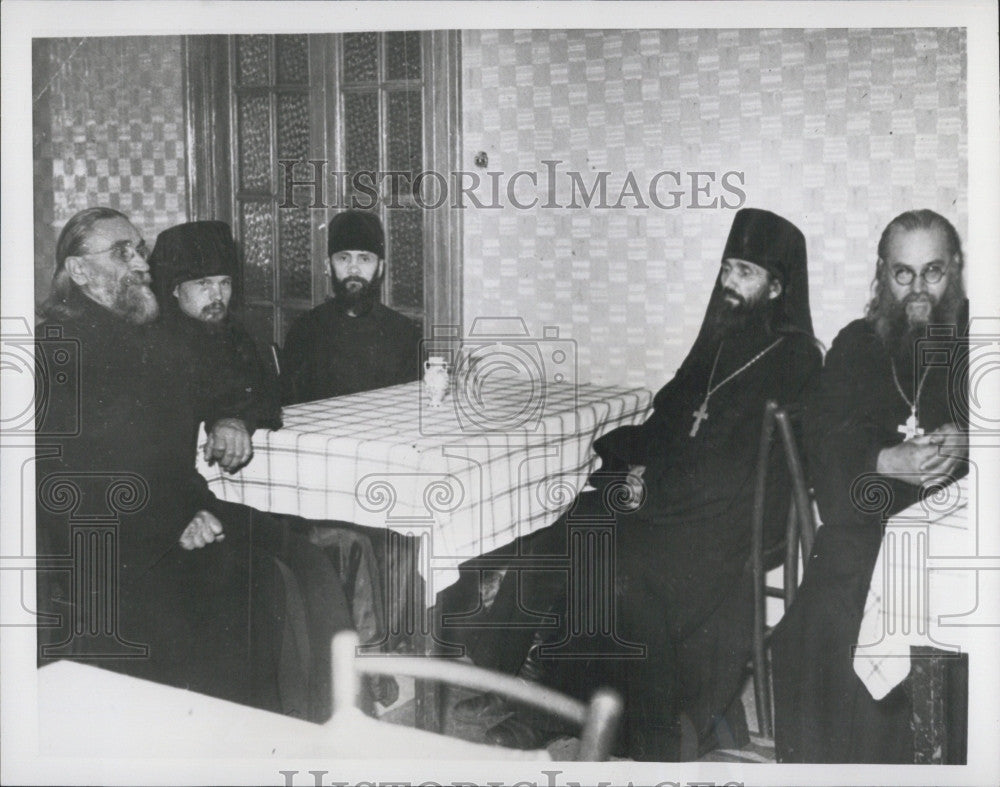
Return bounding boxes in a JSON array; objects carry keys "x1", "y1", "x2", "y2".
[
  {"x1": 333, "y1": 274, "x2": 380, "y2": 316},
  {"x1": 708, "y1": 289, "x2": 774, "y2": 342}
]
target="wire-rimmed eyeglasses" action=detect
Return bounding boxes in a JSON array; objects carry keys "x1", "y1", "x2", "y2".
[
  {"x1": 81, "y1": 239, "x2": 150, "y2": 264},
  {"x1": 890, "y1": 262, "x2": 948, "y2": 286}
]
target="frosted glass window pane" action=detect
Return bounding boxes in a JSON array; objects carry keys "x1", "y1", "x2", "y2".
[
  {"x1": 386, "y1": 32, "x2": 421, "y2": 81},
  {"x1": 237, "y1": 35, "x2": 270, "y2": 86},
  {"x1": 343, "y1": 32, "x2": 378, "y2": 83},
  {"x1": 276, "y1": 93, "x2": 310, "y2": 161},
  {"x1": 238, "y1": 95, "x2": 272, "y2": 192},
  {"x1": 240, "y1": 200, "x2": 274, "y2": 300},
  {"x1": 387, "y1": 208, "x2": 423, "y2": 310},
  {"x1": 279, "y1": 207, "x2": 312, "y2": 301},
  {"x1": 276, "y1": 34, "x2": 308, "y2": 84},
  {"x1": 387, "y1": 90, "x2": 422, "y2": 183},
  {"x1": 344, "y1": 91, "x2": 380, "y2": 199}
]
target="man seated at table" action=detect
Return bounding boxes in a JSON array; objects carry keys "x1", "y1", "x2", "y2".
[
  {"x1": 280, "y1": 209, "x2": 422, "y2": 404},
  {"x1": 149, "y1": 220, "x2": 281, "y2": 472},
  {"x1": 147, "y1": 218, "x2": 390, "y2": 714},
  {"x1": 147, "y1": 219, "x2": 396, "y2": 706},
  {"x1": 772, "y1": 209, "x2": 969, "y2": 763},
  {"x1": 35, "y1": 207, "x2": 353, "y2": 722},
  {"x1": 443, "y1": 208, "x2": 822, "y2": 761},
  {"x1": 278, "y1": 208, "x2": 423, "y2": 680}
]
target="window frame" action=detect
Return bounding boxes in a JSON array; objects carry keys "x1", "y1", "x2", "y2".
[{"x1": 182, "y1": 31, "x2": 462, "y2": 346}]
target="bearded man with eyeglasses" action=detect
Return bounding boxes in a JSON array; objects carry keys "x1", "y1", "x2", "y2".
[
  {"x1": 772, "y1": 209, "x2": 970, "y2": 763},
  {"x1": 35, "y1": 207, "x2": 353, "y2": 720}
]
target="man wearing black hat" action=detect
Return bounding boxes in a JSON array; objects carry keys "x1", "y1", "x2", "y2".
[
  {"x1": 148, "y1": 220, "x2": 281, "y2": 473},
  {"x1": 443, "y1": 208, "x2": 822, "y2": 761},
  {"x1": 279, "y1": 209, "x2": 422, "y2": 404}
]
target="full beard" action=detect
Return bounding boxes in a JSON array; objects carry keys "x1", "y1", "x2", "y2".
[
  {"x1": 113, "y1": 275, "x2": 159, "y2": 324},
  {"x1": 333, "y1": 275, "x2": 379, "y2": 316},
  {"x1": 89, "y1": 270, "x2": 159, "y2": 324},
  {"x1": 708, "y1": 289, "x2": 774, "y2": 343},
  {"x1": 876, "y1": 287, "x2": 962, "y2": 370}
]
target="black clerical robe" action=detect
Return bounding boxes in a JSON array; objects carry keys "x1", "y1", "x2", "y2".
[
  {"x1": 771, "y1": 317, "x2": 968, "y2": 763},
  {"x1": 444, "y1": 327, "x2": 821, "y2": 761},
  {"x1": 163, "y1": 310, "x2": 282, "y2": 434},
  {"x1": 35, "y1": 294, "x2": 350, "y2": 717},
  {"x1": 593, "y1": 327, "x2": 821, "y2": 760},
  {"x1": 280, "y1": 300, "x2": 422, "y2": 404}
]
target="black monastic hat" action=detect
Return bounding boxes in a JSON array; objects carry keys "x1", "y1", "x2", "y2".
[
  {"x1": 148, "y1": 220, "x2": 239, "y2": 305},
  {"x1": 327, "y1": 210, "x2": 385, "y2": 259},
  {"x1": 718, "y1": 207, "x2": 813, "y2": 336}
]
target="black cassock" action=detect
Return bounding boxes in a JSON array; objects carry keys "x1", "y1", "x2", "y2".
[
  {"x1": 439, "y1": 208, "x2": 821, "y2": 761},
  {"x1": 35, "y1": 293, "x2": 351, "y2": 719},
  {"x1": 588, "y1": 325, "x2": 820, "y2": 759},
  {"x1": 772, "y1": 315, "x2": 968, "y2": 763},
  {"x1": 280, "y1": 300, "x2": 422, "y2": 405},
  {"x1": 162, "y1": 309, "x2": 283, "y2": 434},
  {"x1": 446, "y1": 325, "x2": 821, "y2": 760}
]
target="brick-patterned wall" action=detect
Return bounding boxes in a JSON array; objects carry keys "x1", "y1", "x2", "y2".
[
  {"x1": 33, "y1": 37, "x2": 188, "y2": 313},
  {"x1": 461, "y1": 29, "x2": 967, "y2": 391}
]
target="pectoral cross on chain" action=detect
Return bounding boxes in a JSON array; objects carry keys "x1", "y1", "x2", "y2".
[
  {"x1": 690, "y1": 399, "x2": 709, "y2": 437},
  {"x1": 897, "y1": 410, "x2": 924, "y2": 440}
]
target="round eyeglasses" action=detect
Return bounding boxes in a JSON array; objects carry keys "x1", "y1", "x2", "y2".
[
  {"x1": 890, "y1": 263, "x2": 947, "y2": 286},
  {"x1": 82, "y1": 239, "x2": 150, "y2": 264}
]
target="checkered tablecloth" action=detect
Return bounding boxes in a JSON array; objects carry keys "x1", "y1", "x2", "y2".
[
  {"x1": 853, "y1": 475, "x2": 979, "y2": 699},
  {"x1": 197, "y1": 379, "x2": 651, "y2": 592}
]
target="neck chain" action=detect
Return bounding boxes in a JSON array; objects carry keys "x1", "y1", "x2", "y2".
[
  {"x1": 890, "y1": 359, "x2": 932, "y2": 440},
  {"x1": 689, "y1": 337, "x2": 784, "y2": 437}
]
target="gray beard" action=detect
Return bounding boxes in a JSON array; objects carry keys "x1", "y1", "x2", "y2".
[
  {"x1": 112, "y1": 281, "x2": 159, "y2": 324},
  {"x1": 878, "y1": 293, "x2": 959, "y2": 369}
]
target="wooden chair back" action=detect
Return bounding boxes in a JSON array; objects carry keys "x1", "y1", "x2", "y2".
[
  {"x1": 331, "y1": 631, "x2": 623, "y2": 760},
  {"x1": 750, "y1": 399, "x2": 817, "y2": 738}
]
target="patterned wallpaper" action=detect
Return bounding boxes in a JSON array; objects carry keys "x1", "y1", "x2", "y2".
[
  {"x1": 460, "y1": 29, "x2": 968, "y2": 391},
  {"x1": 33, "y1": 37, "x2": 189, "y2": 312},
  {"x1": 30, "y1": 28, "x2": 968, "y2": 377}
]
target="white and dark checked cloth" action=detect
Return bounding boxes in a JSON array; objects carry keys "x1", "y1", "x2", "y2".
[
  {"x1": 853, "y1": 476, "x2": 973, "y2": 699},
  {"x1": 197, "y1": 379, "x2": 651, "y2": 593}
]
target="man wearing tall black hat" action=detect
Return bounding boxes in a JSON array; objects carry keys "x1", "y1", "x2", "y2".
[
  {"x1": 148, "y1": 220, "x2": 281, "y2": 474},
  {"x1": 771, "y1": 209, "x2": 968, "y2": 763},
  {"x1": 147, "y1": 219, "x2": 392, "y2": 720},
  {"x1": 442, "y1": 208, "x2": 822, "y2": 761},
  {"x1": 280, "y1": 209, "x2": 422, "y2": 404}
]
